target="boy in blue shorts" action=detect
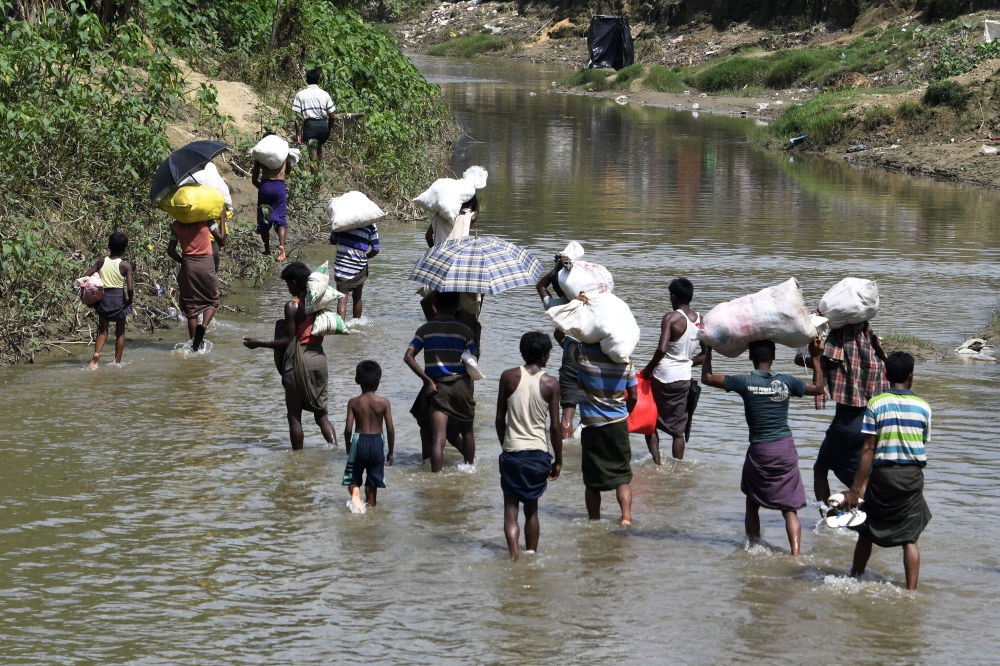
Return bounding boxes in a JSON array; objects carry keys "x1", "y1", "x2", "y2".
[
  {"x1": 344, "y1": 360, "x2": 395, "y2": 513},
  {"x1": 843, "y1": 351, "x2": 931, "y2": 590}
]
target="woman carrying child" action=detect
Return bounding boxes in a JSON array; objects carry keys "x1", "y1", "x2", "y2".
[{"x1": 85, "y1": 231, "x2": 134, "y2": 369}]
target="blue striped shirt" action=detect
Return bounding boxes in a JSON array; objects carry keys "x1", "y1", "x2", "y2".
[
  {"x1": 408, "y1": 317, "x2": 477, "y2": 379},
  {"x1": 331, "y1": 224, "x2": 379, "y2": 279},
  {"x1": 861, "y1": 389, "x2": 931, "y2": 467},
  {"x1": 575, "y1": 343, "x2": 637, "y2": 426}
]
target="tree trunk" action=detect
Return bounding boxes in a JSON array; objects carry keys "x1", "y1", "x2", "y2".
[{"x1": 270, "y1": 0, "x2": 283, "y2": 48}]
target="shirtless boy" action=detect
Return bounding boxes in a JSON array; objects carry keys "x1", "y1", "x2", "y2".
[{"x1": 344, "y1": 360, "x2": 395, "y2": 511}]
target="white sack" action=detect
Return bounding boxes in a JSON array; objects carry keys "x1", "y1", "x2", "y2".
[
  {"x1": 817, "y1": 278, "x2": 879, "y2": 329},
  {"x1": 557, "y1": 261, "x2": 614, "y2": 299},
  {"x1": 304, "y1": 262, "x2": 343, "y2": 314},
  {"x1": 327, "y1": 191, "x2": 386, "y2": 232},
  {"x1": 251, "y1": 135, "x2": 289, "y2": 170},
  {"x1": 462, "y1": 165, "x2": 489, "y2": 189},
  {"x1": 547, "y1": 293, "x2": 640, "y2": 363},
  {"x1": 179, "y1": 162, "x2": 233, "y2": 211},
  {"x1": 698, "y1": 278, "x2": 817, "y2": 358},
  {"x1": 412, "y1": 177, "x2": 477, "y2": 223},
  {"x1": 562, "y1": 241, "x2": 585, "y2": 262},
  {"x1": 462, "y1": 350, "x2": 486, "y2": 381}
]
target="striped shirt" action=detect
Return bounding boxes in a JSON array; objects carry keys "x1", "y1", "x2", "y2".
[
  {"x1": 292, "y1": 85, "x2": 336, "y2": 120},
  {"x1": 862, "y1": 389, "x2": 931, "y2": 467},
  {"x1": 575, "y1": 343, "x2": 637, "y2": 426},
  {"x1": 331, "y1": 224, "x2": 379, "y2": 279},
  {"x1": 409, "y1": 317, "x2": 477, "y2": 379}
]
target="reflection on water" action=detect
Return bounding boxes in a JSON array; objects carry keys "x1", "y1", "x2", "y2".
[{"x1": 2, "y1": 56, "x2": 1000, "y2": 663}]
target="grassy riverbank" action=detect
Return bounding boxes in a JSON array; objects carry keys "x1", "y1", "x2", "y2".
[{"x1": 0, "y1": 1, "x2": 456, "y2": 364}]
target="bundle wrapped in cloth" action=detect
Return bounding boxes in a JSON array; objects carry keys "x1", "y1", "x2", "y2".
[
  {"x1": 698, "y1": 278, "x2": 820, "y2": 357},
  {"x1": 302, "y1": 263, "x2": 349, "y2": 335},
  {"x1": 251, "y1": 134, "x2": 300, "y2": 170},
  {"x1": 327, "y1": 191, "x2": 386, "y2": 233},
  {"x1": 817, "y1": 277, "x2": 879, "y2": 330},
  {"x1": 157, "y1": 184, "x2": 225, "y2": 223},
  {"x1": 412, "y1": 166, "x2": 488, "y2": 223},
  {"x1": 74, "y1": 274, "x2": 105, "y2": 306},
  {"x1": 547, "y1": 292, "x2": 640, "y2": 363}
]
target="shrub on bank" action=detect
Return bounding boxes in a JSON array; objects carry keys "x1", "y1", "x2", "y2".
[
  {"x1": 690, "y1": 58, "x2": 769, "y2": 92},
  {"x1": 895, "y1": 100, "x2": 926, "y2": 122},
  {"x1": 643, "y1": 65, "x2": 685, "y2": 93},
  {"x1": 609, "y1": 64, "x2": 645, "y2": 90},
  {"x1": 767, "y1": 94, "x2": 856, "y2": 146},
  {"x1": 923, "y1": 80, "x2": 971, "y2": 111},
  {"x1": 426, "y1": 34, "x2": 521, "y2": 57},
  {"x1": 766, "y1": 51, "x2": 827, "y2": 88},
  {"x1": 863, "y1": 105, "x2": 895, "y2": 131}
]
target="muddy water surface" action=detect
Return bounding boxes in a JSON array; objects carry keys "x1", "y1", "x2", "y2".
[{"x1": 2, "y1": 57, "x2": 1000, "y2": 664}]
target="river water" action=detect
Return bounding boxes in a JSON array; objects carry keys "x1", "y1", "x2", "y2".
[{"x1": 3, "y1": 57, "x2": 1000, "y2": 664}]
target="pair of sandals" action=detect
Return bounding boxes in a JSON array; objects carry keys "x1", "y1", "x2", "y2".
[{"x1": 824, "y1": 493, "x2": 866, "y2": 529}]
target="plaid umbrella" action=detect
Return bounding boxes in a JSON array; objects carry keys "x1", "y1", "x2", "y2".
[{"x1": 409, "y1": 235, "x2": 544, "y2": 295}]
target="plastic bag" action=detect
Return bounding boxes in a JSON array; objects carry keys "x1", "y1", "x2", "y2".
[
  {"x1": 547, "y1": 292, "x2": 640, "y2": 363},
  {"x1": 557, "y1": 261, "x2": 614, "y2": 298},
  {"x1": 311, "y1": 310, "x2": 349, "y2": 336},
  {"x1": 627, "y1": 374, "x2": 657, "y2": 435},
  {"x1": 817, "y1": 278, "x2": 879, "y2": 329},
  {"x1": 75, "y1": 274, "x2": 104, "y2": 306},
  {"x1": 251, "y1": 134, "x2": 289, "y2": 170},
  {"x1": 179, "y1": 162, "x2": 232, "y2": 211},
  {"x1": 327, "y1": 191, "x2": 385, "y2": 232},
  {"x1": 698, "y1": 278, "x2": 817, "y2": 358},
  {"x1": 462, "y1": 350, "x2": 485, "y2": 381},
  {"x1": 157, "y1": 184, "x2": 225, "y2": 223}
]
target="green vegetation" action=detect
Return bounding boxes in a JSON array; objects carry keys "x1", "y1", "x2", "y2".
[
  {"x1": 863, "y1": 105, "x2": 895, "y2": 131},
  {"x1": 751, "y1": 92, "x2": 858, "y2": 147},
  {"x1": 426, "y1": 34, "x2": 520, "y2": 57},
  {"x1": 643, "y1": 65, "x2": 686, "y2": 93},
  {"x1": 549, "y1": 24, "x2": 582, "y2": 39},
  {"x1": 880, "y1": 332, "x2": 937, "y2": 353},
  {"x1": 895, "y1": 100, "x2": 926, "y2": 121},
  {"x1": 688, "y1": 57, "x2": 769, "y2": 92},
  {"x1": 559, "y1": 68, "x2": 613, "y2": 88},
  {"x1": 923, "y1": 80, "x2": 972, "y2": 111},
  {"x1": 608, "y1": 63, "x2": 644, "y2": 90},
  {"x1": 977, "y1": 305, "x2": 1000, "y2": 341}
]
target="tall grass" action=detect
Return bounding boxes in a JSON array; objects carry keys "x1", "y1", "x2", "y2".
[
  {"x1": 688, "y1": 58, "x2": 769, "y2": 92},
  {"x1": 643, "y1": 64, "x2": 685, "y2": 92},
  {"x1": 559, "y1": 68, "x2": 613, "y2": 88},
  {"x1": 426, "y1": 34, "x2": 520, "y2": 57}
]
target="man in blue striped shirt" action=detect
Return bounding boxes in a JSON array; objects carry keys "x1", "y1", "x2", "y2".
[
  {"x1": 330, "y1": 224, "x2": 379, "y2": 320},
  {"x1": 404, "y1": 292, "x2": 478, "y2": 472},
  {"x1": 843, "y1": 351, "x2": 932, "y2": 590}
]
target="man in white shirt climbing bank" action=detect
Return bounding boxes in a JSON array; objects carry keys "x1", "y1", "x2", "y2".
[{"x1": 293, "y1": 69, "x2": 336, "y2": 165}]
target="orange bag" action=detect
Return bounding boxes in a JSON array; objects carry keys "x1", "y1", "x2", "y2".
[{"x1": 627, "y1": 373, "x2": 658, "y2": 435}]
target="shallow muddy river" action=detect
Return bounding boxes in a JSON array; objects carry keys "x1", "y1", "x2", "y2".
[{"x1": 3, "y1": 57, "x2": 1000, "y2": 663}]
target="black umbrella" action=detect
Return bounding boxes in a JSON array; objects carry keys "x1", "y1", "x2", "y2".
[{"x1": 149, "y1": 140, "x2": 229, "y2": 203}]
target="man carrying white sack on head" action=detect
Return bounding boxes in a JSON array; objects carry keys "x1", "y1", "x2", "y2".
[
  {"x1": 330, "y1": 223, "x2": 379, "y2": 322},
  {"x1": 810, "y1": 279, "x2": 887, "y2": 505}
]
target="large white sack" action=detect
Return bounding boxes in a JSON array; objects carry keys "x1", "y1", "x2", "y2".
[
  {"x1": 462, "y1": 165, "x2": 488, "y2": 189},
  {"x1": 557, "y1": 261, "x2": 614, "y2": 298},
  {"x1": 179, "y1": 162, "x2": 233, "y2": 211},
  {"x1": 251, "y1": 134, "x2": 289, "y2": 170},
  {"x1": 412, "y1": 177, "x2": 477, "y2": 223},
  {"x1": 817, "y1": 278, "x2": 879, "y2": 329},
  {"x1": 562, "y1": 241, "x2": 585, "y2": 262},
  {"x1": 547, "y1": 293, "x2": 640, "y2": 363},
  {"x1": 327, "y1": 191, "x2": 386, "y2": 232},
  {"x1": 698, "y1": 278, "x2": 817, "y2": 358}
]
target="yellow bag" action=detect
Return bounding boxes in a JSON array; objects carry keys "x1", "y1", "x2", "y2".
[{"x1": 158, "y1": 184, "x2": 225, "y2": 223}]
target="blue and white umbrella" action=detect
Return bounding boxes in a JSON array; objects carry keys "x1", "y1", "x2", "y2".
[{"x1": 409, "y1": 235, "x2": 544, "y2": 295}]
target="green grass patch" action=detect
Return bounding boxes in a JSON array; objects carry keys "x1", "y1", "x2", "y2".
[
  {"x1": 608, "y1": 63, "x2": 644, "y2": 90},
  {"x1": 643, "y1": 64, "x2": 685, "y2": 92},
  {"x1": 765, "y1": 92, "x2": 858, "y2": 146},
  {"x1": 426, "y1": 34, "x2": 520, "y2": 57},
  {"x1": 880, "y1": 332, "x2": 936, "y2": 352},
  {"x1": 863, "y1": 105, "x2": 894, "y2": 131},
  {"x1": 688, "y1": 57, "x2": 769, "y2": 92},
  {"x1": 559, "y1": 67, "x2": 613, "y2": 88},
  {"x1": 895, "y1": 100, "x2": 926, "y2": 122},
  {"x1": 923, "y1": 80, "x2": 971, "y2": 111},
  {"x1": 766, "y1": 51, "x2": 829, "y2": 88}
]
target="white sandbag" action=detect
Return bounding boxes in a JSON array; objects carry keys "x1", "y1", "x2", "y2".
[
  {"x1": 562, "y1": 241, "x2": 585, "y2": 262},
  {"x1": 547, "y1": 293, "x2": 640, "y2": 363},
  {"x1": 817, "y1": 278, "x2": 879, "y2": 329},
  {"x1": 311, "y1": 310, "x2": 349, "y2": 336},
  {"x1": 462, "y1": 350, "x2": 485, "y2": 380},
  {"x1": 412, "y1": 177, "x2": 477, "y2": 223},
  {"x1": 304, "y1": 262, "x2": 342, "y2": 314},
  {"x1": 307, "y1": 285, "x2": 343, "y2": 315},
  {"x1": 542, "y1": 295, "x2": 569, "y2": 309},
  {"x1": 179, "y1": 162, "x2": 233, "y2": 211},
  {"x1": 251, "y1": 134, "x2": 289, "y2": 170},
  {"x1": 557, "y1": 261, "x2": 614, "y2": 298},
  {"x1": 462, "y1": 165, "x2": 488, "y2": 189},
  {"x1": 327, "y1": 191, "x2": 386, "y2": 232},
  {"x1": 286, "y1": 147, "x2": 301, "y2": 167},
  {"x1": 698, "y1": 278, "x2": 817, "y2": 358}
]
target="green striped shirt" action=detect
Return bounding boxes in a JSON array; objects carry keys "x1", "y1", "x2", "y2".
[{"x1": 861, "y1": 389, "x2": 931, "y2": 467}]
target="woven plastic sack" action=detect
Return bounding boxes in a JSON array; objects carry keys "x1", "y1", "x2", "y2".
[
  {"x1": 75, "y1": 274, "x2": 105, "y2": 306},
  {"x1": 698, "y1": 278, "x2": 817, "y2": 358},
  {"x1": 179, "y1": 162, "x2": 232, "y2": 211},
  {"x1": 413, "y1": 177, "x2": 477, "y2": 224},
  {"x1": 547, "y1": 292, "x2": 640, "y2": 363},
  {"x1": 158, "y1": 184, "x2": 225, "y2": 223},
  {"x1": 327, "y1": 191, "x2": 385, "y2": 232},
  {"x1": 627, "y1": 374, "x2": 657, "y2": 435},
  {"x1": 311, "y1": 310, "x2": 349, "y2": 336},
  {"x1": 817, "y1": 278, "x2": 879, "y2": 329},
  {"x1": 251, "y1": 134, "x2": 289, "y2": 170},
  {"x1": 557, "y1": 261, "x2": 614, "y2": 298}
]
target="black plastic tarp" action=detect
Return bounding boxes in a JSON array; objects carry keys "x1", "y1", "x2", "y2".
[{"x1": 587, "y1": 15, "x2": 634, "y2": 71}]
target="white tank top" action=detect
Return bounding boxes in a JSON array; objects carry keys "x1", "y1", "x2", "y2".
[
  {"x1": 652, "y1": 312, "x2": 701, "y2": 384},
  {"x1": 503, "y1": 367, "x2": 550, "y2": 453}
]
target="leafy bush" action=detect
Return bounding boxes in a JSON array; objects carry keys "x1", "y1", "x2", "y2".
[
  {"x1": 426, "y1": 34, "x2": 520, "y2": 57},
  {"x1": 691, "y1": 58, "x2": 769, "y2": 92},
  {"x1": 863, "y1": 105, "x2": 894, "y2": 131},
  {"x1": 924, "y1": 80, "x2": 971, "y2": 111},
  {"x1": 895, "y1": 100, "x2": 926, "y2": 122},
  {"x1": 643, "y1": 64, "x2": 685, "y2": 93}
]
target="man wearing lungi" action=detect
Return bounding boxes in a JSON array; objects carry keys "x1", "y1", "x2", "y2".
[
  {"x1": 702, "y1": 339, "x2": 825, "y2": 555},
  {"x1": 842, "y1": 351, "x2": 931, "y2": 590},
  {"x1": 293, "y1": 69, "x2": 336, "y2": 163}
]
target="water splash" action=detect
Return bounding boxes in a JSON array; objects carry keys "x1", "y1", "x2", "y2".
[{"x1": 171, "y1": 339, "x2": 214, "y2": 356}]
